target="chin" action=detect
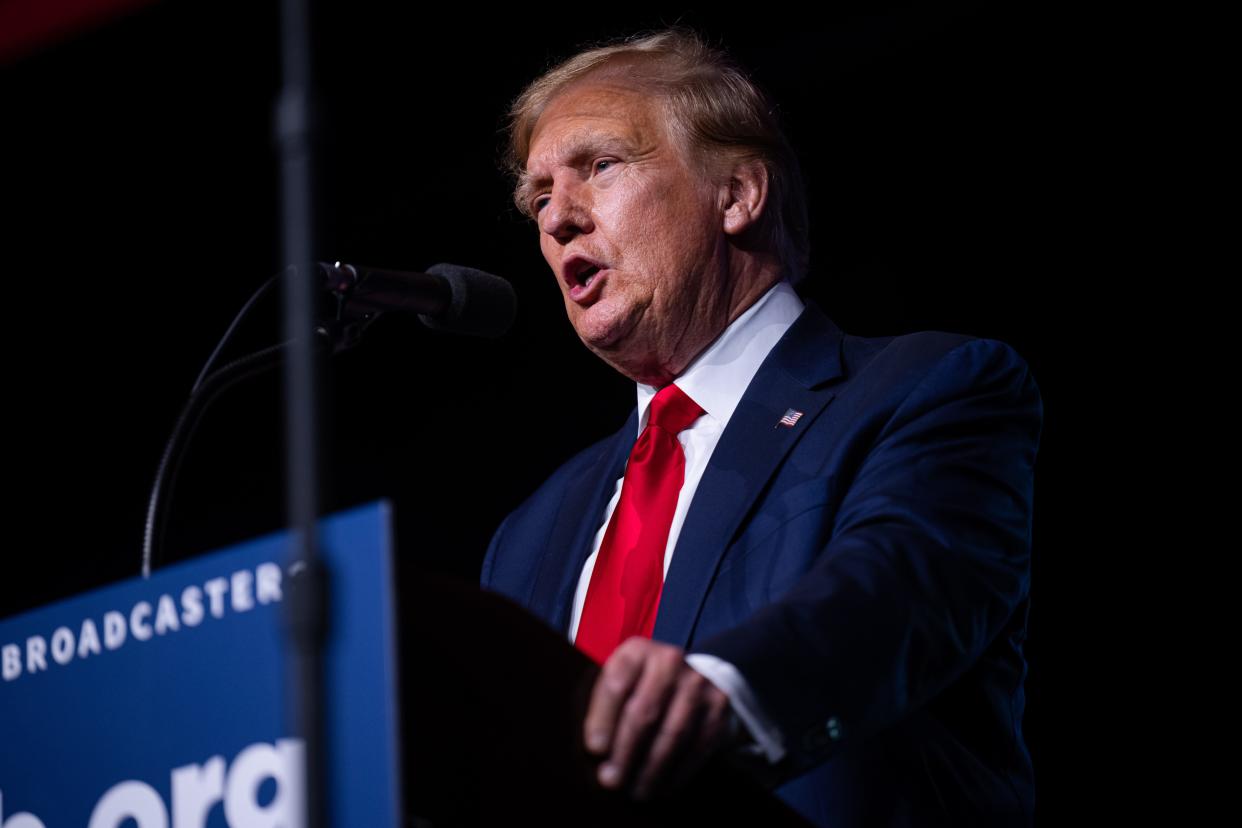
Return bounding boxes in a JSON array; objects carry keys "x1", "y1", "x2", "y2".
[
  {"x1": 571, "y1": 301, "x2": 640, "y2": 352},
  {"x1": 579, "y1": 330, "x2": 673, "y2": 385}
]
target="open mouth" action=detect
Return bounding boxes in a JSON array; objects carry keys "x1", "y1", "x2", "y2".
[
  {"x1": 563, "y1": 256, "x2": 608, "y2": 301},
  {"x1": 577, "y1": 265, "x2": 601, "y2": 289}
]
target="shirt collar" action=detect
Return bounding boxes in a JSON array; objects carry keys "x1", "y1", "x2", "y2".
[{"x1": 635, "y1": 278, "x2": 806, "y2": 435}]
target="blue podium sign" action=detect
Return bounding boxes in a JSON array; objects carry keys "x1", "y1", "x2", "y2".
[{"x1": 0, "y1": 501, "x2": 401, "y2": 828}]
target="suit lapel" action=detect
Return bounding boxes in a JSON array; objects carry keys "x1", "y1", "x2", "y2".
[
  {"x1": 527, "y1": 409, "x2": 637, "y2": 635},
  {"x1": 652, "y1": 302, "x2": 847, "y2": 648}
]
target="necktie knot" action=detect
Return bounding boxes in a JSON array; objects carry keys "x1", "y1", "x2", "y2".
[{"x1": 647, "y1": 383, "x2": 704, "y2": 435}]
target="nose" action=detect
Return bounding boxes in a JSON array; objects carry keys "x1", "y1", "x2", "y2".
[{"x1": 538, "y1": 177, "x2": 594, "y2": 242}]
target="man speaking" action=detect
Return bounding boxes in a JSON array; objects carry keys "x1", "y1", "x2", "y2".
[{"x1": 480, "y1": 28, "x2": 1042, "y2": 827}]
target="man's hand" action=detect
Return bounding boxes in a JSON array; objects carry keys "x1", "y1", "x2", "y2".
[{"x1": 584, "y1": 637, "x2": 737, "y2": 801}]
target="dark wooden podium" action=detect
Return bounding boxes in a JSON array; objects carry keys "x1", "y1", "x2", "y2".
[{"x1": 398, "y1": 572, "x2": 812, "y2": 826}]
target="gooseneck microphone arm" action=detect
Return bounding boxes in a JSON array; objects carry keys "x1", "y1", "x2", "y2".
[
  {"x1": 139, "y1": 261, "x2": 515, "y2": 578},
  {"x1": 141, "y1": 265, "x2": 327, "y2": 579},
  {"x1": 191, "y1": 272, "x2": 280, "y2": 395},
  {"x1": 141, "y1": 339, "x2": 310, "y2": 578}
]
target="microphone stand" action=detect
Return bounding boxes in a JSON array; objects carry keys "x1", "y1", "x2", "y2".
[
  {"x1": 276, "y1": 0, "x2": 327, "y2": 824},
  {"x1": 138, "y1": 249, "x2": 503, "y2": 821},
  {"x1": 138, "y1": 250, "x2": 512, "y2": 820}
]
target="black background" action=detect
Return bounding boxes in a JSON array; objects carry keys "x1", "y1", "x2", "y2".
[{"x1": 2, "y1": 1, "x2": 1114, "y2": 820}]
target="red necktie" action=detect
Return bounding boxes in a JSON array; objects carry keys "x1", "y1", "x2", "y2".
[{"x1": 575, "y1": 383, "x2": 705, "y2": 665}]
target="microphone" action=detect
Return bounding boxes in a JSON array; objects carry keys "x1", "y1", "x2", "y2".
[{"x1": 319, "y1": 261, "x2": 516, "y2": 338}]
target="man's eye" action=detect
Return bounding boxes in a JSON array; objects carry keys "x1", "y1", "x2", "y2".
[
  {"x1": 533, "y1": 196, "x2": 549, "y2": 212},
  {"x1": 593, "y1": 159, "x2": 615, "y2": 174}
]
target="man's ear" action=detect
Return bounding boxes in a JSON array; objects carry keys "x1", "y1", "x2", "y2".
[{"x1": 721, "y1": 158, "x2": 770, "y2": 237}]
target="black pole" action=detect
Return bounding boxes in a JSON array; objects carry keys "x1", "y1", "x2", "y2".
[{"x1": 275, "y1": 0, "x2": 328, "y2": 825}]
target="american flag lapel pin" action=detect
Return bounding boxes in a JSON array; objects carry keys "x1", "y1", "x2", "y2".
[{"x1": 776, "y1": 408, "x2": 804, "y2": 429}]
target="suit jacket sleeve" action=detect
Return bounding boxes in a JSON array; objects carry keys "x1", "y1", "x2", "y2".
[{"x1": 693, "y1": 337, "x2": 1043, "y2": 782}]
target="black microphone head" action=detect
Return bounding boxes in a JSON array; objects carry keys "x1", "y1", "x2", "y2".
[{"x1": 420, "y1": 263, "x2": 517, "y2": 338}]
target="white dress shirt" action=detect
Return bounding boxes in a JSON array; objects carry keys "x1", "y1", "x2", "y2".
[{"x1": 567, "y1": 278, "x2": 805, "y2": 763}]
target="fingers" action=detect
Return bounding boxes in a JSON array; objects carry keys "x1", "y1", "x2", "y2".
[
  {"x1": 583, "y1": 638, "x2": 735, "y2": 800},
  {"x1": 666, "y1": 693, "x2": 737, "y2": 794},
  {"x1": 586, "y1": 639, "x2": 682, "y2": 790},
  {"x1": 632, "y1": 667, "x2": 709, "y2": 799},
  {"x1": 582, "y1": 638, "x2": 651, "y2": 756},
  {"x1": 608, "y1": 652, "x2": 683, "y2": 792}
]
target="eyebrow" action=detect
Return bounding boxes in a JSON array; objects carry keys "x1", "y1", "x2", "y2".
[{"x1": 516, "y1": 132, "x2": 632, "y2": 211}]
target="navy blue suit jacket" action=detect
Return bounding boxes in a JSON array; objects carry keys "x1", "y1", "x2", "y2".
[{"x1": 481, "y1": 301, "x2": 1042, "y2": 826}]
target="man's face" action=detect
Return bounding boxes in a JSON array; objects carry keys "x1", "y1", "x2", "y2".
[{"x1": 522, "y1": 79, "x2": 733, "y2": 384}]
